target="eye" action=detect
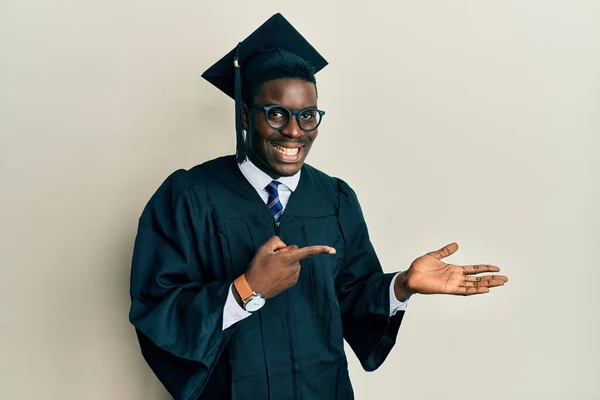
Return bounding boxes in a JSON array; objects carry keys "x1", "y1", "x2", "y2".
[
  {"x1": 300, "y1": 110, "x2": 317, "y2": 121},
  {"x1": 267, "y1": 107, "x2": 288, "y2": 122}
]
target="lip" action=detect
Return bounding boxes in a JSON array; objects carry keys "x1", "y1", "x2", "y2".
[
  {"x1": 270, "y1": 142, "x2": 304, "y2": 163},
  {"x1": 270, "y1": 141, "x2": 304, "y2": 149}
]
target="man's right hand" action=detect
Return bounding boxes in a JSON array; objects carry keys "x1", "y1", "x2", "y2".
[{"x1": 244, "y1": 236, "x2": 336, "y2": 299}]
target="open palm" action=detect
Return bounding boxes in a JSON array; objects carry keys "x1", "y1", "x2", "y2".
[{"x1": 406, "y1": 243, "x2": 507, "y2": 296}]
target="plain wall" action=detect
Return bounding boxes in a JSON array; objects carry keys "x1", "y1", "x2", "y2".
[{"x1": 1, "y1": 1, "x2": 599, "y2": 399}]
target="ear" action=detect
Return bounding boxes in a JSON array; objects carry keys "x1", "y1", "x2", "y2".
[{"x1": 242, "y1": 104, "x2": 249, "y2": 131}]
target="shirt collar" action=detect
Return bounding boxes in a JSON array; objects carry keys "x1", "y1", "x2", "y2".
[{"x1": 238, "y1": 158, "x2": 301, "y2": 193}]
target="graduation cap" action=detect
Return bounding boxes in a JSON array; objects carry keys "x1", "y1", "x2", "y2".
[{"x1": 201, "y1": 13, "x2": 328, "y2": 163}]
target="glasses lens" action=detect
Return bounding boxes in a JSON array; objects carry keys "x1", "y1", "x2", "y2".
[
  {"x1": 298, "y1": 108, "x2": 321, "y2": 131},
  {"x1": 266, "y1": 106, "x2": 290, "y2": 129}
]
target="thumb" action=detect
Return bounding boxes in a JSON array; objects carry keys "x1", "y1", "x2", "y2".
[
  {"x1": 263, "y1": 236, "x2": 287, "y2": 253},
  {"x1": 427, "y1": 242, "x2": 459, "y2": 260},
  {"x1": 274, "y1": 245, "x2": 299, "y2": 253}
]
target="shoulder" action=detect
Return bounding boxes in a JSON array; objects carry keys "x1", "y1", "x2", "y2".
[
  {"x1": 302, "y1": 163, "x2": 357, "y2": 199},
  {"x1": 143, "y1": 155, "x2": 235, "y2": 215},
  {"x1": 163, "y1": 155, "x2": 234, "y2": 193}
]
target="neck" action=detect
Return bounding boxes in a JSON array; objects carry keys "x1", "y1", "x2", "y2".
[{"x1": 247, "y1": 152, "x2": 281, "y2": 180}]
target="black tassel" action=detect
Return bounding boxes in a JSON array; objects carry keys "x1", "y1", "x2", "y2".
[{"x1": 233, "y1": 42, "x2": 246, "y2": 164}]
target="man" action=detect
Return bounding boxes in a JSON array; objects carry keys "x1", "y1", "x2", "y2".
[{"x1": 129, "y1": 13, "x2": 507, "y2": 400}]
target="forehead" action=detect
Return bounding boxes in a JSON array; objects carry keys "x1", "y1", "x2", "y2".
[{"x1": 257, "y1": 78, "x2": 317, "y2": 109}]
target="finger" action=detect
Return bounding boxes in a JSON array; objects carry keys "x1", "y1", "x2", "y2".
[
  {"x1": 464, "y1": 275, "x2": 508, "y2": 283},
  {"x1": 286, "y1": 245, "x2": 336, "y2": 262},
  {"x1": 461, "y1": 264, "x2": 501, "y2": 275},
  {"x1": 479, "y1": 278, "x2": 507, "y2": 288},
  {"x1": 457, "y1": 286, "x2": 490, "y2": 296},
  {"x1": 274, "y1": 245, "x2": 298, "y2": 253},
  {"x1": 461, "y1": 279, "x2": 506, "y2": 288},
  {"x1": 427, "y1": 243, "x2": 459, "y2": 260},
  {"x1": 265, "y1": 236, "x2": 287, "y2": 252}
]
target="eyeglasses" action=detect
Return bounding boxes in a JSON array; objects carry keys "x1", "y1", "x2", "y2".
[{"x1": 250, "y1": 104, "x2": 325, "y2": 133}]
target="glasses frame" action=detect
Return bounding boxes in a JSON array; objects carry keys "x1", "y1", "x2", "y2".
[{"x1": 250, "y1": 104, "x2": 326, "y2": 133}]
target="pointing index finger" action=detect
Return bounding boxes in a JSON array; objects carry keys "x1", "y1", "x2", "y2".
[{"x1": 285, "y1": 245, "x2": 336, "y2": 263}]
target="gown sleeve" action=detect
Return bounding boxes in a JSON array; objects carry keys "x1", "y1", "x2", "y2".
[
  {"x1": 335, "y1": 178, "x2": 405, "y2": 372},
  {"x1": 128, "y1": 169, "x2": 235, "y2": 399}
]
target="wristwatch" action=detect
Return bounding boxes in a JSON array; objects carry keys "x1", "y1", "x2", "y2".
[{"x1": 234, "y1": 274, "x2": 266, "y2": 312}]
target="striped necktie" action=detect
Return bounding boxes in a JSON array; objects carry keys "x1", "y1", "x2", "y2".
[{"x1": 265, "y1": 180, "x2": 284, "y2": 224}]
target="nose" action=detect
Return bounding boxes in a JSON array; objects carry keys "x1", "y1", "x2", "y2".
[{"x1": 279, "y1": 115, "x2": 303, "y2": 139}]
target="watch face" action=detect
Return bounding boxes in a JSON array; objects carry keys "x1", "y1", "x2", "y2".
[{"x1": 245, "y1": 296, "x2": 265, "y2": 312}]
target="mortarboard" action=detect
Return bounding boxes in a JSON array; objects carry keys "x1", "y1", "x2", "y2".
[{"x1": 201, "y1": 13, "x2": 328, "y2": 162}]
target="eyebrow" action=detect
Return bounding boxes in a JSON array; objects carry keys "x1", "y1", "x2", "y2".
[{"x1": 260, "y1": 102, "x2": 318, "y2": 109}]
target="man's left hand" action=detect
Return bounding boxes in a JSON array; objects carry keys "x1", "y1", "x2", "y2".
[{"x1": 394, "y1": 242, "x2": 508, "y2": 300}]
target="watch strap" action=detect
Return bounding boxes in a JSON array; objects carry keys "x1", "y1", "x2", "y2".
[{"x1": 234, "y1": 274, "x2": 254, "y2": 302}]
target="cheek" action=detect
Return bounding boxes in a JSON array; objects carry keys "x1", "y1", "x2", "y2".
[
  {"x1": 307, "y1": 130, "x2": 319, "y2": 143},
  {"x1": 248, "y1": 126, "x2": 273, "y2": 152},
  {"x1": 252, "y1": 112, "x2": 271, "y2": 131}
]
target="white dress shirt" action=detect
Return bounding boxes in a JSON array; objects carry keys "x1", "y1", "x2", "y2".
[{"x1": 222, "y1": 159, "x2": 409, "y2": 330}]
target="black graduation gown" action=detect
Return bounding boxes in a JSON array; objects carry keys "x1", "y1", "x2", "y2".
[{"x1": 129, "y1": 155, "x2": 405, "y2": 400}]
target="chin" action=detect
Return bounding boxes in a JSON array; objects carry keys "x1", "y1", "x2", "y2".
[
  {"x1": 271, "y1": 163, "x2": 301, "y2": 177},
  {"x1": 251, "y1": 149, "x2": 306, "y2": 178},
  {"x1": 265, "y1": 158, "x2": 303, "y2": 176}
]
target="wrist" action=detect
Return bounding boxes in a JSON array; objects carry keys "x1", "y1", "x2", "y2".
[
  {"x1": 233, "y1": 273, "x2": 266, "y2": 313},
  {"x1": 232, "y1": 282, "x2": 244, "y2": 308},
  {"x1": 394, "y1": 270, "x2": 413, "y2": 302},
  {"x1": 244, "y1": 271, "x2": 257, "y2": 293}
]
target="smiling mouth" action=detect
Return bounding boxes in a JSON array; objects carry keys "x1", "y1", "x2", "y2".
[{"x1": 272, "y1": 143, "x2": 302, "y2": 156}]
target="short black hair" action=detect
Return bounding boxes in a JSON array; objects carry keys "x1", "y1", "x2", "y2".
[{"x1": 242, "y1": 60, "x2": 317, "y2": 105}]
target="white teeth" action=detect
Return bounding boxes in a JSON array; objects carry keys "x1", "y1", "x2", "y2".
[{"x1": 273, "y1": 144, "x2": 299, "y2": 156}]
